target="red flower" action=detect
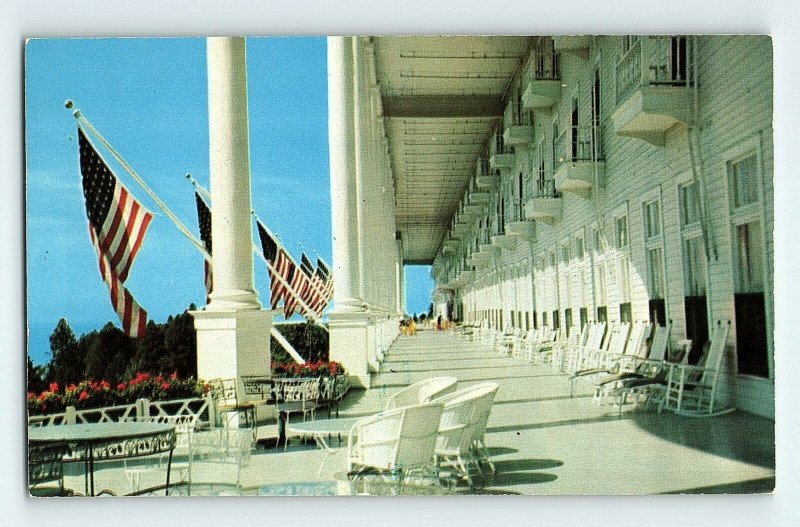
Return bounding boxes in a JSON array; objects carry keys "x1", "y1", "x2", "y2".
[
  {"x1": 27, "y1": 392, "x2": 35, "y2": 401},
  {"x1": 66, "y1": 383, "x2": 77, "y2": 392},
  {"x1": 78, "y1": 391, "x2": 88, "y2": 401},
  {"x1": 117, "y1": 383, "x2": 126, "y2": 391},
  {"x1": 49, "y1": 382, "x2": 59, "y2": 393},
  {"x1": 170, "y1": 371, "x2": 178, "y2": 380},
  {"x1": 155, "y1": 375, "x2": 163, "y2": 383},
  {"x1": 38, "y1": 392, "x2": 48, "y2": 402},
  {"x1": 203, "y1": 383, "x2": 210, "y2": 394},
  {"x1": 100, "y1": 380, "x2": 110, "y2": 390},
  {"x1": 161, "y1": 382, "x2": 170, "y2": 390}
]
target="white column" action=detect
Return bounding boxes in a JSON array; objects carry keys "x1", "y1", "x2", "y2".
[
  {"x1": 328, "y1": 37, "x2": 371, "y2": 387},
  {"x1": 192, "y1": 37, "x2": 271, "y2": 405},
  {"x1": 328, "y1": 36, "x2": 362, "y2": 310},
  {"x1": 206, "y1": 37, "x2": 260, "y2": 311},
  {"x1": 353, "y1": 37, "x2": 368, "y2": 303}
]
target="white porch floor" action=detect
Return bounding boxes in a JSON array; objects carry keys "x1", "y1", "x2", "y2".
[{"x1": 64, "y1": 327, "x2": 774, "y2": 496}]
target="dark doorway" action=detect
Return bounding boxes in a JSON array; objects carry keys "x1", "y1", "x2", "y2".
[
  {"x1": 649, "y1": 298, "x2": 666, "y2": 326},
  {"x1": 684, "y1": 295, "x2": 708, "y2": 365},
  {"x1": 734, "y1": 292, "x2": 769, "y2": 377}
]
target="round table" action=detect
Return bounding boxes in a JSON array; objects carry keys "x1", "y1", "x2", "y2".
[
  {"x1": 286, "y1": 417, "x2": 362, "y2": 478},
  {"x1": 28, "y1": 422, "x2": 176, "y2": 496}
]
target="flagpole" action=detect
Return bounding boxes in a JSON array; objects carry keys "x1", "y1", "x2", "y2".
[
  {"x1": 187, "y1": 175, "x2": 328, "y2": 326},
  {"x1": 68, "y1": 102, "x2": 212, "y2": 265}
]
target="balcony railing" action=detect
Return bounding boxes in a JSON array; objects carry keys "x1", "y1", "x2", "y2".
[
  {"x1": 615, "y1": 36, "x2": 693, "y2": 105},
  {"x1": 554, "y1": 124, "x2": 602, "y2": 166},
  {"x1": 527, "y1": 51, "x2": 561, "y2": 81},
  {"x1": 505, "y1": 101, "x2": 533, "y2": 127}
]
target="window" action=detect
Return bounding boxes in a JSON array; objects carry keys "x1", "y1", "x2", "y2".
[
  {"x1": 647, "y1": 247, "x2": 666, "y2": 299},
  {"x1": 579, "y1": 307, "x2": 588, "y2": 328},
  {"x1": 576, "y1": 236, "x2": 586, "y2": 259},
  {"x1": 736, "y1": 222, "x2": 765, "y2": 294},
  {"x1": 542, "y1": 311, "x2": 548, "y2": 327},
  {"x1": 615, "y1": 215, "x2": 629, "y2": 248},
  {"x1": 552, "y1": 310, "x2": 560, "y2": 330},
  {"x1": 684, "y1": 235, "x2": 707, "y2": 296},
  {"x1": 729, "y1": 154, "x2": 759, "y2": 208},
  {"x1": 680, "y1": 181, "x2": 702, "y2": 226},
  {"x1": 618, "y1": 254, "x2": 632, "y2": 302},
  {"x1": 562, "y1": 244, "x2": 570, "y2": 264},
  {"x1": 644, "y1": 200, "x2": 661, "y2": 238},
  {"x1": 619, "y1": 303, "x2": 632, "y2": 323},
  {"x1": 595, "y1": 262, "x2": 607, "y2": 306},
  {"x1": 549, "y1": 252, "x2": 556, "y2": 268},
  {"x1": 564, "y1": 308, "x2": 573, "y2": 334},
  {"x1": 526, "y1": 312, "x2": 531, "y2": 331},
  {"x1": 593, "y1": 227, "x2": 604, "y2": 253}
]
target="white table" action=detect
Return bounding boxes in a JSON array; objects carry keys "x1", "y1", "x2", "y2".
[{"x1": 286, "y1": 417, "x2": 363, "y2": 479}]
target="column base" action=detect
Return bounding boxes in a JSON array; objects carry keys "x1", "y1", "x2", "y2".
[
  {"x1": 190, "y1": 308, "x2": 275, "y2": 400},
  {"x1": 328, "y1": 309, "x2": 371, "y2": 389}
]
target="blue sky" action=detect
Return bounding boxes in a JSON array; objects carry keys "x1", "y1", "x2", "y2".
[{"x1": 25, "y1": 37, "x2": 432, "y2": 364}]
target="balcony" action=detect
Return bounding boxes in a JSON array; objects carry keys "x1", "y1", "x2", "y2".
[
  {"x1": 553, "y1": 125, "x2": 605, "y2": 198},
  {"x1": 503, "y1": 103, "x2": 534, "y2": 146},
  {"x1": 611, "y1": 36, "x2": 693, "y2": 146},
  {"x1": 477, "y1": 242, "x2": 499, "y2": 262},
  {"x1": 505, "y1": 197, "x2": 537, "y2": 241},
  {"x1": 463, "y1": 203, "x2": 484, "y2": 217},
  {"x1": 553, "y1": 35, "x2": 591, "y2": 59},
  {"x1": 491, "y1": 232, "x2": 517, "y2": 250},
  {"x1": 522, "y1": 51, "x2": 562, "y2": 111},
  {"x1": 524, "y1": 177, "x2": 563, "y2": 225},
  {"x1": 476, "y1": 159, "x2": 500, "y2": 189},
  {"x1": 489, "y1": 152, "x2": 515, "y2": 172}
]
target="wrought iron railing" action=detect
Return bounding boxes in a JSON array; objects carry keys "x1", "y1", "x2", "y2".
[
  {"x1": 554, "y1": 125, "x2": 602, "y2": 167},
  {"x1": 28, "y1": 397, "x2": 212, "y2": 428},
  {"x1": 616, "y1": 35, "x2": 694, "y2": 105},
  {"x1": 526, "y1": 50, "x2": 560, "y2": 81}
]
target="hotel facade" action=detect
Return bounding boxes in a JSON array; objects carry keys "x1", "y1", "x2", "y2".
[{"x1": 325, "y1": 35, "x2": 774, "y2": 419}]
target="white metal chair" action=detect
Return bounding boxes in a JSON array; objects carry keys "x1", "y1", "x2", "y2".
[
  {"x1": 347, "y1": 402, "x2": 444, "y2": 491},
  {"x1": 191, "y1": 427, "x2": 253, "y2": 490},
  {"x1": 385, "y1": 376, "x2": 458, "y2": 411},
  {"x1": 124, "y1": 413, "x2": 199, "y2": 493},
  {"x1": 28, "y1": 441, "x2": 73, "y2": 497}
]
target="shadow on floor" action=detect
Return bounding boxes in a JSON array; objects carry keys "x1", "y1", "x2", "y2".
[
  {"x1": 657, "y1": 477, "x2": 775, "y2": 494},
  {"x1": 491, "y1": 458, "x2": 564, "y2": 472},
  {"x1": 629, "y1": 410, "x2": 775, "y2": 470}
]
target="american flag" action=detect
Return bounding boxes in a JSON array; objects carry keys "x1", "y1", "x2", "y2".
[
  {"x1": 257, "y1": 220, "x2": 291, "y2": 310},
  {"x1": 284, "y1": 259, "x2": 310, "y2": 318},
  {"x1": 194, "y1": 192, "x2": 213, "y2": 303},
  {"x1": 78, "y1": 128, "x2": 153, "y2": 337},
  {"x1": 299, "y1": 253, "x2": 319, "y2": 314},
  {"x1": 317, "y1": 257, "x2": 334, "y2": 308}
]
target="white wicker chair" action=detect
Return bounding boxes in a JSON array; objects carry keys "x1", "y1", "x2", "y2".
[
  {"x1": 385, "y1": 376, "x2": 458, "y2": 411},
  {"x1": 347, "y1": 402, "x2": 444, "y2": 491}
]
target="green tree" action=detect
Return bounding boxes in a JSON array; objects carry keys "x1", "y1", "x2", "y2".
[
  {"x1": 47, "y1": 318, "x2": 83, "y2": 386},
  {"x1": 83, "y1": 322, "x2": 136, "y2": 383},
  {"x1": 129, "y1": 320, "x2": 167, "y2": 375},
  {"x1": 26, "y1": 356, "x2": 47, "y2": 394},
  {"x1": 159, "y1": 310, "x2": 197, "y2": 378}
]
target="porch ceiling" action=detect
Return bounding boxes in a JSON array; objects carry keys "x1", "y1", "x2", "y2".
[{"x1": 373, "y1": 36, "x2": 531, "y2": 264}]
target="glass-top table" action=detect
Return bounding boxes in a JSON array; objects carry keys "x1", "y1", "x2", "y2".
[
  {"x1": 285, "y1": 417, "x2": 363, "y2": 479},
  {"x1": 28, "y1": 422, "x2": 176, "y2": 496}
]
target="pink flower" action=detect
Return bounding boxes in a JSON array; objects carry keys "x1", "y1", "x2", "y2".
[
  {"x1": 117, "y1": 383, "x2": 126, "y2": 391},
  {"x1": 49, "y1": 382, "x2": 59, "y2": 393},
  {"x1": 161, "y1": 382, "x2": 170, "y2": 390},
  {"x1": 78, "y1": 391, "x2": 88, "y2": 402}
]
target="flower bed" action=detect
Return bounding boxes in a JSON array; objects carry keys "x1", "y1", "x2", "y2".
[
  {"x1": 27, "y1": 373, "x2": 207, "y2": 416},
  {"x1": 271, "y1": 360, "x2": 344, "y2": 378}
]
